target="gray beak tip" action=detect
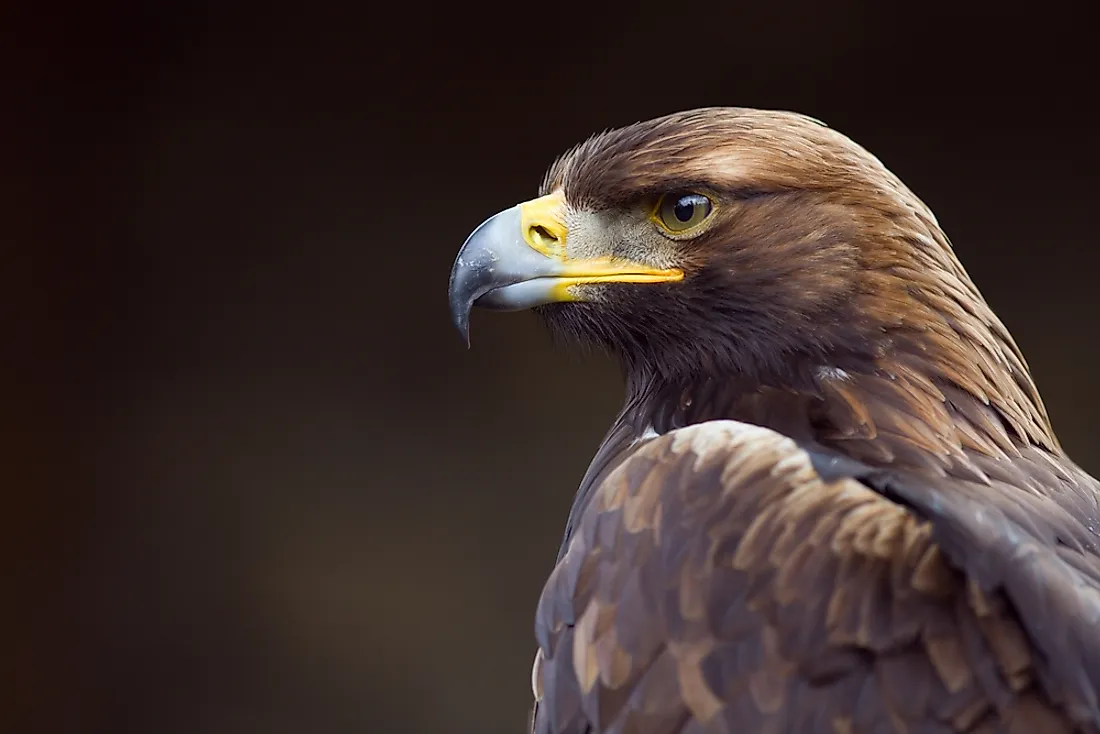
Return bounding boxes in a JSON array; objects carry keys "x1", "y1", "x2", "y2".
[
  {"x1": 448, "y1": 205, "x2": 556, "y2": 348},
  {"x1": 454, "y1": 312, "x2": 472, "y2": 348},
  {"x1": 448, "y1": 263, "x2": 475, "y2": 347}
]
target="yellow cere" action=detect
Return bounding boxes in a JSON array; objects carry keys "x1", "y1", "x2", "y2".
[
  {"x1": 520, "y1": 191, "x2": 570, "y2": 257},
  {"x1": 517, "y1": 190, "x2": 684, "y2": 302}
]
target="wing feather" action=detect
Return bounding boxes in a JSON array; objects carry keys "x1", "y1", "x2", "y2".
[{"x1": 531, "y1": 420, "x2": 1098, "y2": 734}]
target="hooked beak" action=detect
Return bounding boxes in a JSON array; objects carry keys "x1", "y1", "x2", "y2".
[{"x1": 447, "y1": 191, "x2": 683, "y2": 345}]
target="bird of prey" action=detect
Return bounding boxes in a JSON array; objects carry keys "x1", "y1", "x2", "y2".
[{"x1": 447, "y1": 108, "x2": 1100, "y2": 734}]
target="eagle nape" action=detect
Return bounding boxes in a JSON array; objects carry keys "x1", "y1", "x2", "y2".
[{"x1": 448, "y1": 190, "x2": 682, "y2": 345}]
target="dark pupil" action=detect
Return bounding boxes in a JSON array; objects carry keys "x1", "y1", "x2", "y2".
[{"x1": 673, "y1": 197, "x2": 696, "y2": 222}]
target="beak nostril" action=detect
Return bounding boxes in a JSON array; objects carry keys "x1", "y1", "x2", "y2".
[{"x1": 529, "y1": 225, "x2": 558, "y2": 248}]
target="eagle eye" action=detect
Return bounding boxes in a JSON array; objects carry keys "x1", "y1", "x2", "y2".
[{"x1": 654, "y1": 192, "x2": 713, "y2": 234}]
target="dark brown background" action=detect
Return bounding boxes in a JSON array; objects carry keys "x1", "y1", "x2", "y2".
[{"x1": 6, "y1": 3, "x2": 1098, "y2": 733}]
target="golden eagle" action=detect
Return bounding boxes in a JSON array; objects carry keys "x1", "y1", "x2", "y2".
[{"x1": 447, "y1": 108, "x2": 1100, "y2": 733}]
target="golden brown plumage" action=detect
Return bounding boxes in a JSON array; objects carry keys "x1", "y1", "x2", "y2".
[
  {"x1": 447, "y1": 108, "x2": 1100, "y2": 733},
  {"x1": 535, "y1": 423, "x2": 1097, "y2": 733}
]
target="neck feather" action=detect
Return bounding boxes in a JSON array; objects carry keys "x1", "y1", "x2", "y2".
[{"x1": 623, "y1": 291, "x2": 1058, "y2": 476}]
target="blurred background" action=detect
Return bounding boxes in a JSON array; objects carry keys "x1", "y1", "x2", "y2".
[{"x1": 6, "y1": 2, "x2": 1098, "y2": 733}]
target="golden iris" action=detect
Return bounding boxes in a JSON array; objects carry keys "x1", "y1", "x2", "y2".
[{"x1": 656, "y1": 192, "x2": 713, "y2": 233}]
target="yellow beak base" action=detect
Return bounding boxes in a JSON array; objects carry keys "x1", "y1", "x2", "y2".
[{"x1": 448, "y1": 191, "x2": 683, "y2": 343}]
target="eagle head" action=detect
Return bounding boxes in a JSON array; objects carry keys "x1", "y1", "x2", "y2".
[{"x1": 448, "y1": 108, "x2": 1032, "y2": 400}]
